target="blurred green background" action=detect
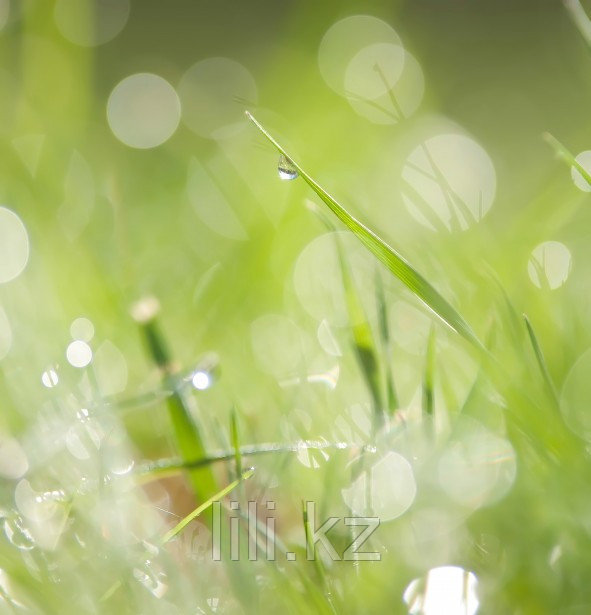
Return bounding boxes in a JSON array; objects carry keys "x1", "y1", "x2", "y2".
[{"x1": 2, "y1": 0, "x2": 591, "y2": 612}]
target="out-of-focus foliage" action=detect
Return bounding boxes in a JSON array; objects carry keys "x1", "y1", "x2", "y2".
[{"x1": 1, "y1": 0, "x2": 591, "y2": 612}]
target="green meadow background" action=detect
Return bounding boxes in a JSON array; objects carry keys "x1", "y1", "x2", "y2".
[{"x1": 1, "y1": 0, "x2": 591, "y2": 613}]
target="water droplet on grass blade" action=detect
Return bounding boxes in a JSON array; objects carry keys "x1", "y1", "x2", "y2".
[{"x1": 277, "y1": 154, "x2": 298, "y2": 180}]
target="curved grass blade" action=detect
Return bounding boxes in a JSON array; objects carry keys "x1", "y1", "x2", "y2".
[
  {"x1": 544, "y1": 132, "x2": 591, "y2": 186},
  {"x1": 245, "y1": 111, "x2": 483, "y2": 350},
  {"x1": 162, "y1": 468, "x2": 254, "y2": 544}
]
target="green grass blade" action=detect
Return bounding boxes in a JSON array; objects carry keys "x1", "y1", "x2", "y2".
[
  {"x1": 523, "y1": 313, "x2": 559, "y2": 405},
  {"x1": 161, "y1": 468, "x2": 254, "y2": 544},
  {"x1": 563, "y1": 0, "x2": 591, "y2": 49},
  {"x1": 230, "y1": 407, "x2": 243, "y2": 479},
  {"x1": 137, "y1": 440, "x2": 359, "y2": 481},
  {"x1": 544, "y1": 132, "x2": 591, "y2": 186},
  {"x1": 375, "y1": 269, "x2": 399, "y2": 413},
  {"x1": 334, "y1": 235, "x2": 384, "y2": 430},
  {"x1": 132, "y1": 299, "x2": 218, "y2": 502},
  {"x1": 306, "y1": 200, "x2": 386, "y2": 428},
  {"x1": 246, "y1": 111, "x2": 482, "y2": 350},
  {"x1": 302, "y1": 501, "x2": 329, "y2": 589}
]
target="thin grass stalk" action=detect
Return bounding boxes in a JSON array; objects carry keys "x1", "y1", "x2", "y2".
[
  {"x1": 245, "y1": 111, "x2": 483, "y2": 350},
  {"x1": 132, "y1": 299, "x2": 217, "y2": 503}
]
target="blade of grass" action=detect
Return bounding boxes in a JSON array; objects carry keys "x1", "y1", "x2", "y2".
[
  {"x1": 543, "y1": 132, "x2": 591, "y2": 186},
  {"x1": 563, "y1": 0, "x2": 591, "y2": 49},
  {"x1": 161, "y1": 468, "x2": 254, "y2": 544},
  {"x1": 335, "y1": 235, "x2": 384, "y2": 432},
  {"x1": 246, "y1": 111, "x2": 483, "y2": 350},
  {"x1": 306, "y1": 200, "x2": 385, "y2": 430},
  {"x1": 523, "y1": 314, "x2": 559, "y2": 406},
  {"x1": 230, "y1": 407, "x2": 242, "y2": 479},
  {"x1": 302, "y1": 501, "x2": 329, "y2": 589},
  {"x1": 136, "y1": 440, "x2": 364, "y2": 481},
  {"x1": 132, "y1": 298, "x2": 217, "y2": 503},
  {"x1": 375, "y1": 269, "x2": 399, "y2": 414}
]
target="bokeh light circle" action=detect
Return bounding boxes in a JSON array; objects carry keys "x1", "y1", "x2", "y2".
[
  {"x1": 179, "y1": 57, "x2": 258, "y2": 139},
  {"x1": 402, "y1": 134, "x2": 496, "y2": 232},
  {"x1": 527, "y1": 241, "x2": 571, "y2": 290},
  {"x1": 342, "y1": 451, "x2": 416, "y2": 521},
  {"x1": 571, "y1": 150, "x2": 591, "y2": 192},
  {"x1": 41, "y1": 368, "x2": 59, "y2": 388},
  {"x1": 70, "y1": 317, "x2": 94, "y2": 342},
  {"x1": 344, "y1": 42, "x2": 405, "y2": 100},
  {"x1": 0, "y1": 0, "x2": 9, "y2": 32},
  {"x1": 347, "y1": 47, "x2": 424, "y2": 124},
  {"x1": 404, "y1": 566, "x2": 479, "y2": 615},
  {"x1": 437, "y1": 418, "x2": 516, "y2": 509},
  {"x1": 54, "y1": 0, "x2": 130, "y2": 47},
  {"x1": 0, "y1": 207, "x2": 29, "y2": 284},
  {"x1": 318, "y1": 15, "x2": 401, "y2": 95},
  {"x1": 107, "y1": 73, "x2": 181, "y2": 149},
  {"x1": 66, "y1": 340, "x2": 93, "y2": 368},
  {"x1": 0, "y1": 304, "x2": 11, "y2": 361},
  {"x1": 293, "y1": 231, "x2": 375, "y2": 327},
  {"x1": 0, "y1": 438, "x2": 28, "y2": 480}
]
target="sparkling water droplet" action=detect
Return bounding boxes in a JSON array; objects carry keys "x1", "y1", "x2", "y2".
[
  {"x1": 133, "y1": 560, "x2": 168, "y2": 598},
  {"x1": 191, "y1": 370, "x2": 211, "y2": 390},
  {"x1": 76, "y1": 407, "x2": 90, "y2": 422},
  {"x1": 3, "y1": 515, "x2": 35, "y2": 551},
  {"x1": 277, "y1": 154, "x2": 298, "y2": 181}
]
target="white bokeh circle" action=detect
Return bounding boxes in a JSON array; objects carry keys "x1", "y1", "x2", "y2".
[
  {"x1": 318, "y1": 15, "x2": 401, "y2": 96},
  {"x1": 571, "y1": 150, "x2": 591, "y2": 192},
  {"x1": 402, "y1": 134, "x2": 496, "y2": 232},
  {"x1": 527, "y1": 241, "x2": 571, "y2": 290},
  {"x1": 54, "y1": 0, "x2": 130, "y2": 47},
  {"x1": 107, "y1": 73, "x2": 180, "y2": 149},
  {"x1": 179, "y1": 57, "x2": 257, "y2": 139},
  {"x1": 0, "y1": 207, "x2": 29, "y2": 284}
]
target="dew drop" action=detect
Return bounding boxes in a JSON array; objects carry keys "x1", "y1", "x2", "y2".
[
  {"x1": 133, "y1": 560, "x2": 168, "y2": 598},
  {"x1": 191, "y1": 370, "x2": 212, "y2": 390},
  {"x1": 3, "y1": 515, "x2": 35, "y2": 551},
  {"x1": 278, "y1": 154, "x2": 298, "y2": 181}
]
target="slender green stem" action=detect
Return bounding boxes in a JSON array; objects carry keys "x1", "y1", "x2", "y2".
[{"x1": 162, "y1": 469, "x2": 254, "y2": 544}]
